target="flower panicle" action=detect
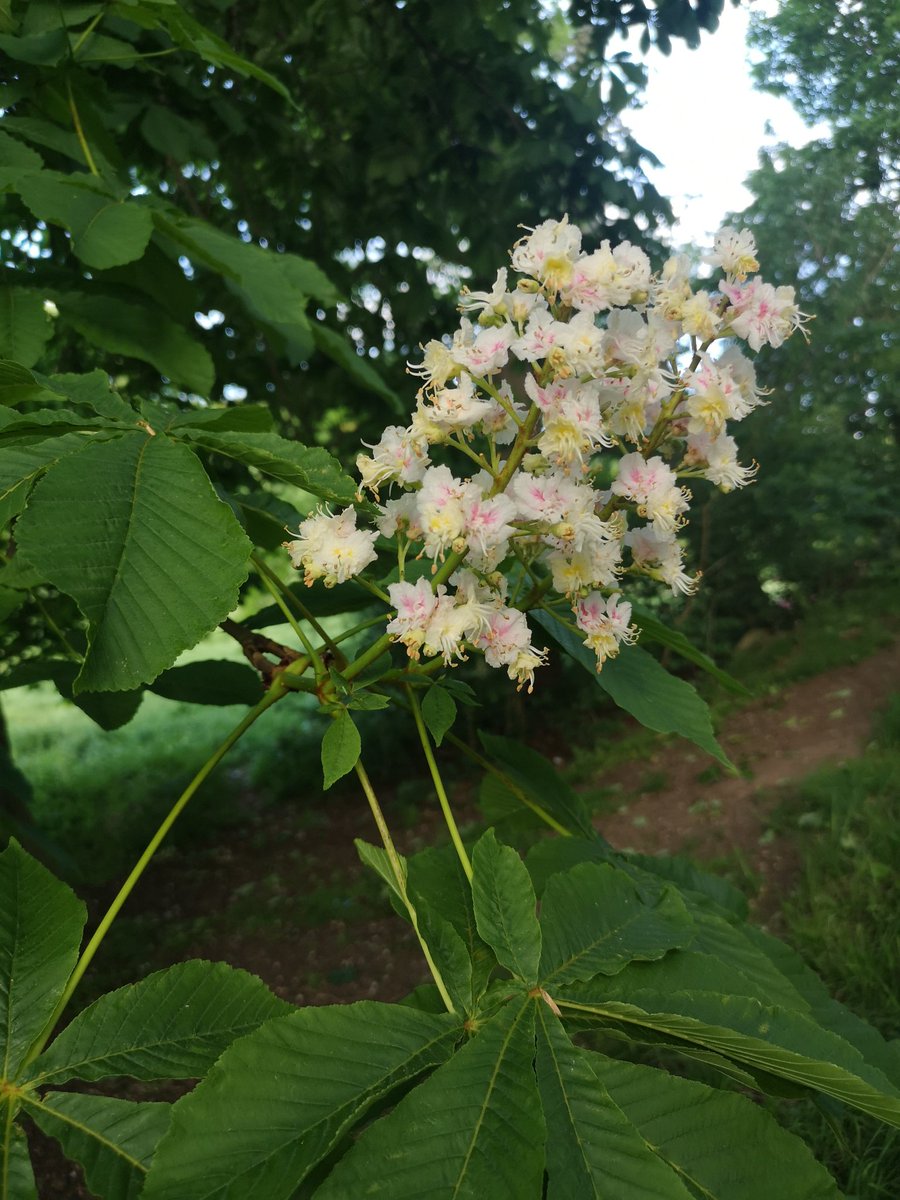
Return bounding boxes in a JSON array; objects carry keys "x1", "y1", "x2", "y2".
[{"x1": 285, "y1": 218, "x2": 805, "y2": 684}]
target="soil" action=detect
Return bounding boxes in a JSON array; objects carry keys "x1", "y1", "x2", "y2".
[{"x1": 26, "y1": 638, "x2": 900, "y2": 1199}]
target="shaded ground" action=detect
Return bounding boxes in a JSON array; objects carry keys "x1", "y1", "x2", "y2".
[{"x1": 28, "y1": 638, "x2": 900, "y2": 1198}]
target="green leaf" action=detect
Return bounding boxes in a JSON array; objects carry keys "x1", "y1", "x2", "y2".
[
  {"x1": 418, "y1": 905, "x2": 474, "y2": 1015},
  {"x1": 556, "y1": 988, "x2": 900, "y2": 1126},
  {"x1": 0, "y1": 287, "x2": 53, "y2": 368},
  {"x1": 149, "y1": 660, "x2": 261, "y2": 706},
  {"x1": 539, "y1": 862, "x2": 693, "y2": 987},
  {"x1": 477, "y1": 732, "x2": 597, "y2": 838},
  {"x1": 471, "y1": 830, "x2": 541, "y2": 985},
  {"x1": 742, "y1": 925, "x2": 900, "y2": 1087},
  {"x1": 535, "y1": 1007, "x2": 694, "y2": 1200},
  {"x1": 18, "y1": 173, "x2": 153, "y2": 269},
  {"x1": 51, "y1": 664, "x2": 144, "y2": 731},
  {"x1": 631, "y1": 606, "x2": 750, "y2": 695},
  {"x1": 407, "y1": 845, "x2": 494, "y2": 1000},
  {"x1": 1, "y1": 1124, "x2": 38, "y2": 1200},
  {"x1": 45, "y1": 369, "x2": 134, "y2": 422},
  {"x1": 0, "y1": 840, "x2": 86, "y2": 1080},
  {"x1": 355, "y1": 838, "x2": 406, "y2": 907},
  {"x1": 595, "y1": 1054, "x2": 843, "y2": 1199},
  {"x1": 29, "y1": 960, "x2": 289, "y2": 1086},
  {"x1": 0, "y1": 360, "x2": 49, "y2": 406},
  {"x1": 0, "y1": 431, "x2": 92, "y2": 528},
  {"x1": 0, "y1": 129, "x2": 43, "y2": 189},
  {"x1": 321, "y1": 710, "x2": 361, "y2": 790},
  {"x1": 56, "y1": 292, "x2": 214, "y2": 394},
  {"x1": 533, "y1": 611, "x2": 730, "y2": 767},
  {"x1": 14, "y1": 433, "x2": 252, "y2": 692},
  {"x1": 142, "y1": 1003, "x2": 460, "y2": 1200},
  {"x1": 315, "y1": 999, "x2": 544, "y2": 1200},
  {"x1": 154, "y1": 213, "x2": 337, "y2": 316},
  {"x1": 25, "y1": 1093, "x2": 171, "y2": 1200},
  {"x1": 311, "y1": 323, "x2": 401, "y2": 409},
  {"x1": 0, "y1": 28, "x2": 68, "y2": 65},
  {"x1": 626, "y1": 852, "x2": 749, "y2": 918},
  {"x1": 140, "y1": 105, "x2": 216, "y2": 163},
  {"x1": 421, "y1": 682, "x2": 456, "y2": 746},
  {"x1": 175, "y1": 428, "x2": 357, "y2": 505},
  {"x1": 152, "y1": 6, "x2": 294, "y2": 104},
  {"x1": 162, "y1": 404, "x2": 275, "y2": 434}
]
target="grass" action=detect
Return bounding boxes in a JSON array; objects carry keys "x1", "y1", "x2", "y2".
[
  {"x1": 765, "y1": 693, "x2": 900, "y2": 1198},
  {"x1": 724, "y1": 577, "x2": 900, "y2": 695},
  {"x1": 774, "y1": 693, "x2": 900, "y2": 1034}
]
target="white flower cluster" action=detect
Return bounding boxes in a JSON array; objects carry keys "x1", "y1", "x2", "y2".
[{"x1": 285, "y1": 218, "x2": 807, "y2": 689}]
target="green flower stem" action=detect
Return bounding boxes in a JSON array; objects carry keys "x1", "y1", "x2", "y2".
[
  {"x1": 354, "y1": 575, "x2": 392, "y2": 605},
  {"x1": 491, "y1": 405, "x2": 541, "y2": 496},
  {"x1": 353, "y1": 760, "x2": 457, "y2": 1015},
  {"x1": 471, "y1": 375, "x2": 524, "y2": 428},
  {"x1": 343, "y1": 631, "x2": 393, "y2": 682},
  {"x1": 21, "y1": 678, "x2": 290, "y2": 1069},
  {"x1": 450, "y1": 434, "x2": 495, "y2": 476},
  {"x1": 252, "y1": 554, "x2": 334, "y2": 672},
  {"x1": 331, "y1": 613, "x2": 391, "y2": 648},
  {"x1": 442, "y1": 731, "x2": 572, "y2": 838},
  {"x1": 65, "y1": 80, "x2": 99, "y2": 177},
  {"x1": 406, "y1": 687, "x2": 473, "y2": 883},
  {"x1": 70, "y1": 11, "x2": 104, "y2": 56}
]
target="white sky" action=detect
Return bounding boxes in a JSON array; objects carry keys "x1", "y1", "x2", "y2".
[{"x1": 613, "y1": 1, "x2": 824, "y2": 246}]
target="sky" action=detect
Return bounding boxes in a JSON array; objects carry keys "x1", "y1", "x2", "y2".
[{"x1": 613, "y1": 1, "x2": 823, "y2": 246}]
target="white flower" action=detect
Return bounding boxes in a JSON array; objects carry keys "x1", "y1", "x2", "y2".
[
  {"x1": 722, "y1": 278, "x2": 810, "y2": 351},
  {"x1": 612, "y1": 453, "x2": 691, "y2": 533},
  {"x1": 284, "y1": 508, "x2": 378, "y2": 588},
  {"x1": 708, "y1": 227, "x2": 759, "y2": 279},
  {"x1": 511, "y1": 216, "x2": 582, "y2": 290},
  {"x1": 686, "y1": 431, "x2": 758, "y2": 492},
  {"x1": 575, "y1": 591, "x2": 638, "y2": 669},
  {"x1": 562, "y1": 239, "x2": 651, "y2": 313},
  {"x1": 357, "y1": 425, "x2": 430, "y2": 494}
]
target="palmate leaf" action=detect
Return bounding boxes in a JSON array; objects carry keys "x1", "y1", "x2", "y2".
[
  {"x1": 175, "y1": 428, "x2": 358, "y2": 506},
  {"x1": 0, "y1": 840, "x2": 86, "y2": 1082},
  {"x1": 24, "y1": 1093, "x2": 171, "y2": 1200},
  {"x1": 153, "y1": 212, "x2": 337, "y2": 317},
  {"x1": 594, "y1": 1054, "x2": 843, "y2": 1199},
  {"x1": 27, "y1": 960, "x2": 288, "y2": 1087},
  {"x1": 14, "y1": 433, "x2": 252, "y2": 692},
  {"x1": 56, "y1": 291, "x2": 214, "y2": 395},
  {"x1": 314, "y1": 999, "x2": 544, "y2": 1200},
  {"x1": 535, "y1": 1006, "x2": 694, "y2": 1200},
  {"x1": 17, "y1": 172, "x2": 153, "y2": 269},
  {"x1": 741, "y1": 924, "x2": 900, "y2": 1087},
  {"x1": 556, "y1": 985, "x2": 900, "y2": 1126},
  {"x1": 533, "y1": 610, "x2": 730, "y2": 766},
  {"x1": 142, "y1": 1003, "x2": 460, "y2": 1200},
  {"x1": 538, "y1": 862, "x2": 693, "y2": 987},
  {"x1": 471, "y1": 830, "x2": 541, "y2": 985}
]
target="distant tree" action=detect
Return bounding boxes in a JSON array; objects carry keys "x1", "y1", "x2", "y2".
[{"x1": 681, "y1": 0, "x2": 898, "y2": 640}]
